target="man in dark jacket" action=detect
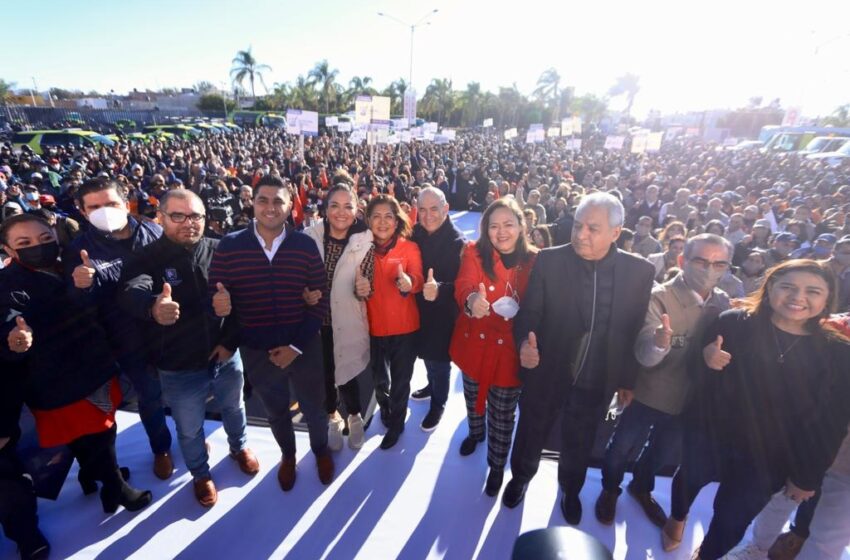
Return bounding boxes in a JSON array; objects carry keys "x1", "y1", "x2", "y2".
[
  {"x1": 120, "y1": 190, "x2": 258, "y2": 508},
  {"x1": 64, "y1": 178, "x2": 173, "y2": 479},
  {"x1": 502, "y1": 192, "x2": 655, "y2": 525},
  {"x1": 411, "y1": 186, "x2": 465, "y2": 431}
]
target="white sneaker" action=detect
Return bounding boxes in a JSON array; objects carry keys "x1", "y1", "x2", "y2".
[
  {"x1": 328, "y1": 414, "x2": 344, "y2": 452},
  {"x1": 722, "y1": 542, "x2": 768, "y2": 560},
  {"x1": 348, "y1": 414, "x2": 365, "y2": 450}
]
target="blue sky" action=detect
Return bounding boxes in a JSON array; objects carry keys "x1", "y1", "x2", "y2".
[{"x1": 2, "y1": 0, "x2": 849, "y2": 118}]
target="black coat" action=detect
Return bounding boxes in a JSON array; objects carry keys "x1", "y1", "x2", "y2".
[
  {"x1": 412, "y1": 219, "x2": 466, "y2": 361},
  {"x1": 513, "y1": 244, "x2": 654, "y2": 409},
  {"x1": 0, "y1": 263, "x2": 119, "y2": 410}
]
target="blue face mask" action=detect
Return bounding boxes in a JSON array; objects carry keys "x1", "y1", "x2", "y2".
[{"x1": 25, "y1": 192, "x2": 39, "y2": 202}]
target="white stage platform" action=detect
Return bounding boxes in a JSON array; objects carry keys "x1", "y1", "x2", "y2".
[{"x1": 11, "y1": 361, "x2": 831, "y2": 560}]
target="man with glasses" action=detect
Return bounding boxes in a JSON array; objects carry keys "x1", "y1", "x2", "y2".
[
  {"x1": 596, "y1": 234, "x2": 732, "y2": 530},
  {"x1": 120, "y1": 190, "x2": 258, "y2": 507},
  {"x1": 64, "y1": 178, "x2": 174, "y2": 479}
]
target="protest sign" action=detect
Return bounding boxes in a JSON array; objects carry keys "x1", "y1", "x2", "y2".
[
  {"x1": 504, "y1": 128, "x2": 517, "y2": 140},
  {"x1": 325, "y1": 116, "x2": 339, "y2": 127},
  {"x1": 646, "y1": 132, "x2": 664, "y2": 152},
  {"x1": 338, "y1": 121, "x2": 352, "y2": 132},
  {"x1": 355, "y1": 96, "x2": 372, "y2": 125},
  {"x1": 561, "y1": 118, "x2": 572, "y2": 136},
  {"x1": 604, "y1": 136, "x2": 626, "y2": 150},
  {"x1": 482, "y1": 118, "x2": 494, "y2": 128}
]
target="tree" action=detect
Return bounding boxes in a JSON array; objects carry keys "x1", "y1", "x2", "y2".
[
  {"x1": 194, "y1": 81, "x2": 217, "y2": 94},
  {"x1": 1, "y1": 80, "x2": 16, "y2": 104},
  {"x1": 608, "y1": 73, "x2": 640, "y2": 116},
  {"x1": 421, "y1": 78, "x2": 455, "y2": 124},
  {"x1": 496, "y1": 84, "x2": 524, "y2": 127},
  {"x1": 289, "y1": 76, "x2": 319, "y2": 110},
  {"x1": 307, "y1": 60, "x2": 339, "y2": 114},
  {"x1": 821, "y1": 104, "x2": 850, "y2": 127},
  {"x1": 534, "y1": 68, "x2": 562, "y2": 120},
  {"x1": 382, "y1": 78, "x2": 408, "y2": 116},
  {"x1": 571, "y1": 93, "x2": 609, "y2": 123},
  {"x1": 460, "y1": 82, "x2": 483, "y2": 127},
  {"x1": 348, "y1": 76, "x2": 377, "y2": 97},
  {"x1": 48, "y1": 87, "x2": 83, "y2": 100},
  {"x1": 197, "y1": 93, "x2": 236, "y2": 113},
  {"x1": 230, "y1": 47, "x2": 272, "y2": 101}
]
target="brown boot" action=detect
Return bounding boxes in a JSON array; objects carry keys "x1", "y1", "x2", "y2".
[
  {"x1": 153, "y1": 452, "x2": 174, "y2": 480},
  {"x1": 594, "y1": 488, "x2": 619, "y2": 525},
  {"x1": 768, "y1": 531, "x2": 806, "y2": 560},
  {"x1": 316, "y1": 453, "x2": 334, "y2": 485},
  {"x1": 193, "y1": 477, "x2": 217, "y2": 508},
  {"x1": 627, "y1": 484, "x2": 668, "y2": 528},
  {"x1": 230, "y1": 448, "x2": 260, "y2": 476},
  {"x1": 277, "y1": 457, "x2": 297, "y2": 491},
  {"x1": 662, "y1": 517, "x2": 686, "y2": 552}
]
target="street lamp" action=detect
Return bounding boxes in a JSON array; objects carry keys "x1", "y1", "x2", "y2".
[{"x1": 377, "y1": 9, "x2": 438, "y2": 87}]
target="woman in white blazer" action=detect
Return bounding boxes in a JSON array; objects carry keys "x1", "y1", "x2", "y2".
[{"x1": 304, "y1": 185, "x2": 373, "y2": 450}]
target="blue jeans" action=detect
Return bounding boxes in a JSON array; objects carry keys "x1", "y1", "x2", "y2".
[
  {"x1": 158, "y1": 352, "x2": 248, "y2": 480},
  {"x1": 601, "y1": 399, "x2": 681, "y2": 494},
  {"x1": 121, "y1": 359, "x2": 172, "y2": 455},
  {"x1": 423, "y1": 360, "x2": 451, "y2": 411}
]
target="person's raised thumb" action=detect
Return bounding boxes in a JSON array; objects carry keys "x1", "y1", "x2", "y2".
[
  {"x1": 80, "y1": 249, "x2": 92, "y2": 267},
  {"x1": 714, "y1": 335, "x2": 723, "y2": 349},
  {"x1": 661, "y1": 313, "x2": 671, "y2": 331},
  {"x1": 528, "y1": 331, "x2": 537, "y2": 349},
  {"x1": 15, "y1": 316, "x2": 29, "y2": 330},
  {"x1": 216, "y1": 282, "x2": 227, "y2": 294},
  {"x1": 161, "y1": 282, "x2": 172, "y2": 300},
  {"x1": 427, "y1": 268, "x2": 435, "y2": 283},
  {"x1": 478, "y1": 282, "x2": 487, "y2": 297},
  {"x1": 397, "y1": 263, "x2": 405, "y2": 278}
]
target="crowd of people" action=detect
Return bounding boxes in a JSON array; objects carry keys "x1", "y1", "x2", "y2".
[{"x1": 1, "y1": 123, "x2": 849, "y2": 560}]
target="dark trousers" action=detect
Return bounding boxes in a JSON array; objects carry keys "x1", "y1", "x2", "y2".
[
  {"x1": 240, "y1": 336, "x2": 328, "y2": 459},
  {"x1": 66, "y1": 424, "x2": 126, "y2": 494},
  {"x1": 510, "y1": 386, "x2": 607, "y2": 496},
  {"x1": 370, "y1": 333, "x2": 417, "y2": 431},
  {"x1": 423, "y1": 360, "x2": 451, "y2": 411},
  {"x1": 791, "y1": 489, "x2": 821, "y2": 538},
  {"x1": 700, "y1": 464, "x2": 785, "y2": 560},
  {"x1": 670, "y1": 427, "x2": 721, "y2": 521},
  {"x1": 120, "y1": 357, "x2": 172, "y2": 455},
  {"x1": 0, "y1": 447, "x2": 42, "y2": 551},
  {"x1": 321, "y1": 326, "x2": 362, "y2": 416},
  {"x1": 601, "y1": 400, "x2": 681, "y2": 494}
]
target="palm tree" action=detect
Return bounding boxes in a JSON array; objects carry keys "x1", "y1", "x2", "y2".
[
  {"x1": 534, "y1": 68, "x2": 561, "y2": 120},
  {"x1": 230, "y1": 48, "x2": 272, "y2": 101},
  {"x1": 460, "y1": 82, "x2": 482, "y2": 127},
  {"x1": 608, "y1": 73, "x2": 640, "y2": 116},
  {"x1": 307, "y1": 60, "x2": 339, "y2": 114},
  {"x1": 421, "y1": 78, "x2": 455, "y2": 124},
  {"x1": 382, "y1": 78, "x2": 408, "y2": 116},
  {"x1": 497, "y1": 84, "x2": 524, "y2": 127},
  {"x1": 289, "y1": 76, "x2": 319, "y2": 110},
  {"x1": 571, "y1": 93, "x2": 609, "y2": 123},
  {"x1": 348, "y1": 76, "x2": 377, "y2": 98},
  {"x1": 0, "y1": 79, "x2": 15, "y2": 105}
]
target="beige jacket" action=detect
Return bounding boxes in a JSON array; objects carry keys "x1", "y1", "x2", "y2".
[
  {"x1": 305, "y1": 221, "x2": 373, "y2": 385},
  {"x1": 633, "y1": 273, "x2": 730, "y2": 415}
]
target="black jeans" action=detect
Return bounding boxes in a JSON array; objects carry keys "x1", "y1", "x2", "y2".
[
  {"x1": 510, "y1": 386, "x2": 607, "y2": 496},
  {"x1": 370, "y1": 333, "x2": 417, "y2": 431},
  {"x1": 670, "y1": 426, "x2": 721, "y2": 521},
  {"x1": 321, "y1": 326, "x2": 362, "y2": 416},
  {"x1": 0, "y1": 446, "x2": 42, "y2": 551},
  {"x1": 66, "y1": 424, "x2": 125, "y2": 494}
]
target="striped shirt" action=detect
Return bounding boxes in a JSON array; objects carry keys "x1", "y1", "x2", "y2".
[{"x1": 209, "y1": 226, "x2": 328, "y2": 351}]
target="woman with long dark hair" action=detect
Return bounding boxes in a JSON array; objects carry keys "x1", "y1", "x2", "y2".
[
  {"x1": 665, "y1": 260, "x2": 850, "y2": 559},
  {"x1": 364, "y1": 195, "x2": 424, "y2": 450},
  {"x1": 449, "y1": 198, "x2": 538, "y2": 496}
]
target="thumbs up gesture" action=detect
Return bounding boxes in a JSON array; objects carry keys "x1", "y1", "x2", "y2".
[
  {"x1": 520, "y1": 331, "x2": 540, "y2": 369},
  {"x1": 654, "y1": 313, "x2": 673, "y2": 349},
  {"x1": 213, "y1": 282, "x2": 232, "y2": 317},
  {"x1": 72, "y1": 249, "x2": 96, "y2": 289},
  {"x1": 396, "y1": 263, "x2": 412, "y2": 293},
  {"x1": 152, "y1": 282, "x2": 180, "y2": 326},
  {"x1": 703, "y1": 335, "x2": 732, "y2": 371},
  {"x1": 355, "y1": 269, "x2": 371, "y2": 299},
  {"x1": 469, "y1": 282, "x2": 491, "y2": 318},
  {"x1": 302, "y1": 286, "x2": 322, "y2": 307},
  {"x1": 423, "y1": 268, "x2": 439, "y2": 302},
  {"x1": 8, "y1": 316, "x2": 33, "y2": 353}
]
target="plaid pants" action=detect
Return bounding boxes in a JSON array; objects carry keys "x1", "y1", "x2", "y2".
[{"x1": 462, "y1": 373, "x2": 521, "y2": 469}]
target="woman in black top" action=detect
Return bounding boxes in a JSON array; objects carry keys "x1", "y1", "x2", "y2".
[{"x1": 685, "y1": 260, "x2": 850, "y2": 560}]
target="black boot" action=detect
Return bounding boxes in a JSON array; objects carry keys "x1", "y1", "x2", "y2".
[
  {"x1": 100, "y1": 476, "x2": 152, "y2": 514},
  {"x1": 485, "y1": 468, "x2": 504, "y2": 497},
  {"x1": 79, "y1": 466, "x2": 130, "y2": 495}
]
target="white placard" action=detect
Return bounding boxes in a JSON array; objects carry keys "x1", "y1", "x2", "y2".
[
  {"x1": 411, "y1": 126, "x2": 424, "y2": 138},
  {"x1": 400, "y1": 131, "x2": 412, "y2": 143},
  {"x1": 424, "y1": 122, "x2": 439, "y2": 133},
  {"x1": 387, "y1": 134, "x2": 400, "y2": 145},
  {"x1": 604, "y1": 136, "x2": 626, "y2": 150},
  {"x1": 325, "y1": 116, "x2": 339, "y2": 127},
  {"x1": 355, "y1": 96, "x2": 372, "y2": 125},
  {"x1": 371, "y1": 96, "x2": 391, "y2": 123},
  {"x1": 423, "y1": 132, "x2": 435, "y2": 142},
  {"x1": 392, "y1": 118, "x2": 409, "y2": 130},
  {"x1": 529, "y1": 123, "x2": 544, "y2": 131},
  {"x1": 547, "y1": 127, "x2": 560, "y2": 137},
  {"x1": 376, "y1": 128, "x2": 389, "y2": 144},
  {"x1": 443, "y1": 129, "x2": 457, "y2": 140},
  {"x1": 435, "y1": 134, "x2": 450, "y2": 145},
  {"x1": 286, "y1": 109, "x2": 318, "y2": 137},
  {"x1": 504, "y1": 128, "x2": 517, "y2": 140},
  {"x1": 572, "y1": 117, "x2": 582, "y2": 134},
  {"x1": 561, "y1": 118, "x2": 573, "y2": 136},
  {"x1": 338, "y1": 121, "x2": 352, "y2": 132},
  {"x1": 646, "y1": 132, "x2": 664, "y2": 152},
  {"x1": 482, "y1": 118, "x2": 494, "y2": 128},
  {"x1": 403, "y1": 89, "x2": 417, "y2": 122},
  {"x1": 348, "y1": 130, "x2": 365, "y2": 143},
  {"x1": 631, "y1": 134, "x2": 648, "y2": 154}
]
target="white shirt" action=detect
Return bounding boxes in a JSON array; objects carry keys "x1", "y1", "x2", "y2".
[{"x1": 253, "y1": 220, "x2": 286, "y2": 263}]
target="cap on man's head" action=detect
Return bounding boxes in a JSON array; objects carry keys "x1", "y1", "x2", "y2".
[
  {"x1": 815, "y1": 233, "x2": 837, "y2": 245},
  {"x1": 753, "y1": 219, "x2": 771, "y2": 229},
  {"x1": 774, "y1": 232, "x2": 797, "y2": 243}
]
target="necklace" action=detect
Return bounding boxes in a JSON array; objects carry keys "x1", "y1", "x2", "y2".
[{"x1": 771, "y1": 323, "x2": 803, "y2": 364}]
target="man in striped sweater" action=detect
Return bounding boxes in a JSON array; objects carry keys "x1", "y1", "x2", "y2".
[{"x1": 209, "y1": 175, "x2": 333, "y2": 491}]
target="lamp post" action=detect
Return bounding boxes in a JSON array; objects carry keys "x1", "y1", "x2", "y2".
[{"x1": 377, "y1": 9, "x2": 438, "y2": 88}]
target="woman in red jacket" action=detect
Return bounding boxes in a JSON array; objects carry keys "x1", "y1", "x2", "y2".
[
  {"x1": 449, "y1": 198, "x2": 538, "y2": 496},
  {"x1": 364, "y1": 195, "x2": 424, "y2": 450}
]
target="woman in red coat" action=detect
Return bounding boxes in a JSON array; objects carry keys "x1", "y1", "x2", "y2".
[{"x1": 450, "y1": 198, "x2": 538, "y2": 496}]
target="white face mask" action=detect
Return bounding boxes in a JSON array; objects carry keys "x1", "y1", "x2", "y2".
[
  {"x1": 88, "y1": 206, "x2": 129, "y2": 233},
  {"x1": 491, "y1": 281, "x2": 520, "y2": 319}
]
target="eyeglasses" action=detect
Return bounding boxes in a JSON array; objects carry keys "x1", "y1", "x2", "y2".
[
  {"x1": 163, "y1": 212, "x2": 204, "y2": 223},
  {"x1": 689, "y1": 257, "x2": 731, "y2": 271}
]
